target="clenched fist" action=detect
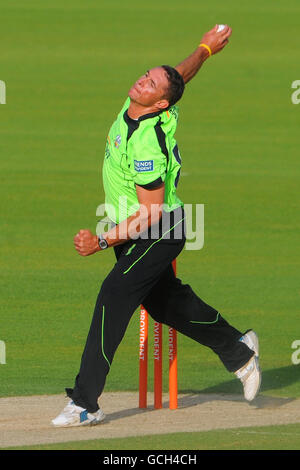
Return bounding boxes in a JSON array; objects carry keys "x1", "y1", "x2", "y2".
[
  {"x1": 201, "y1": 24, "x2": 232, "y2": 55},
  {"x1": 74, "y1": 229, "x2": 100, "y2": 256}
]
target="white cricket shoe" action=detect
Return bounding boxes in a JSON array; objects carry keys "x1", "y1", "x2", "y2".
[
  {"x1": 235, "y1": 330, "x2": 261, "y2": 401},
  {"x1": 51, "y1": 400, "x2": 105, "y2": 427}
]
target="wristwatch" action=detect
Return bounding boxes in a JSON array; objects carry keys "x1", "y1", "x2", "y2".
[{"x1": 98, "y1": 233, "x2": 109, "y2": 250}]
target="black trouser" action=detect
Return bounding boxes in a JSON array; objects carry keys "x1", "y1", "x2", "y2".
[{"x1": 66, "y1": 208, "x2": 253, "y2": 413}]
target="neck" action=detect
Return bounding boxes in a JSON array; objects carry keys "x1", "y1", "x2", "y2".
[{"x1": 127, "y1": 99, "x2": 160, "y2": 120}]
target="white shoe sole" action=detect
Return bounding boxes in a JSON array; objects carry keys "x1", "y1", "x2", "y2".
[
  {"x1": 242, "y1": 356, "x2": 261, "y2": 401},
  {"x1": 52, "y1": 417, "x2": 105, "y2": 428},
  {"x1": 237, "y1": 330, "x2": 261, "y2": 401}
]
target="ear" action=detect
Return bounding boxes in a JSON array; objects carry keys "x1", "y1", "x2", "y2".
[{"x1": 156, "y1": 98, "x2": 170, "y2": 110}]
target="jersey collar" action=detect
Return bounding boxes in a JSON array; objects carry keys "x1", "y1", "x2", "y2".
[{"x1": 124, "y1": 108, "x2": 164, "y2": 124}]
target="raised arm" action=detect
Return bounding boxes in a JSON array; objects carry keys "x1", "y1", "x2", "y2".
[{"x1": 175, "y1": 25, "x2": 232, "y2": 84}]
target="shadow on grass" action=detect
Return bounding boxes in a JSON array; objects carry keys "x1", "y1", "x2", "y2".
[
  {"x1": 177, "y1": 364, "x2": 299, "y2": 409},
  {"x1": 193, "y1": 364, "x2": 299, "y2": 396},
  {"x1": 103, "y1": 365, "x2": 299, "y2": 423}
]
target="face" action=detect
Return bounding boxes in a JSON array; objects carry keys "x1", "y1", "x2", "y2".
[{"x1": 128, "y1": 67, "x2": 170, "y2": 110}]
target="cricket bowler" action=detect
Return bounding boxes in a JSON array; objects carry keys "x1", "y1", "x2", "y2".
[{"x1": 52, "y1": 25, "x2": 261, "y2": 427}]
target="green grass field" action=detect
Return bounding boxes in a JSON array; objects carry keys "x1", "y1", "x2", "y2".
[
  {"x1": 5, "y1": 423, "x2": 300, "y2": 451},
  {"x1": 1, "y1": 0, "x2": 300, "y2": 451}
]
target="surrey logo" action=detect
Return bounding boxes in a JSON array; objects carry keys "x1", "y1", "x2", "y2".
[{"x1": 114, "y1": 135, "x2": 121, "y2": 149}]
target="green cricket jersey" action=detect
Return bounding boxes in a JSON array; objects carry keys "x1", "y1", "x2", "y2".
[{"x1": 102, "y1": 97, "x2": 183, "y2": 224}]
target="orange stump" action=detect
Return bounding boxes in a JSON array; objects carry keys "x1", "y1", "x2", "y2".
[
  {"x1": 169, "y1": 259, "x2": 178, "y2": 409},
  {"x1": 139, "y1": 259, "x2": 178, "y2": 410},
  {"x1": 154, "y1": 321, "x2": 163, "y2": 409},
  {"x1": 168, "y1": 326, "x2": 178, "y2": 409},
  {"x1": 139, "y1": 307, "x2": 148, "y2": 408}
]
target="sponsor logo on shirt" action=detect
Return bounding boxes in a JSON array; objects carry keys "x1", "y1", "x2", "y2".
[
  {"x1": 134, "y1": 160, "x2": 154, "y2": 172},
  {"x1": 169, "y1": 106, "x2": 178, "y2": 121}
]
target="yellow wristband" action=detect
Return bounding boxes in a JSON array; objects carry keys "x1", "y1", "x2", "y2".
[{"x1": 199, "y1": 43, "x2": 212, "y2": 57}]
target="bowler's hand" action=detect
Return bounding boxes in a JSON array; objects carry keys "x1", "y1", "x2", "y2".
[
  {"x1": 201, "y1": 25, "x2": 232, "y2": 55},
  {"x1": 74, "y1": 229, "x2": 100, "y2": 256}
]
